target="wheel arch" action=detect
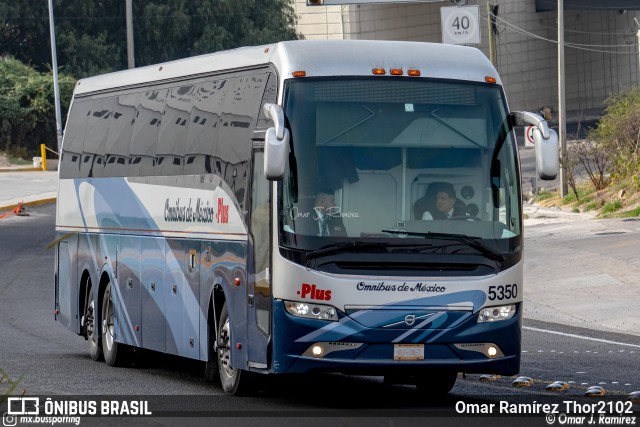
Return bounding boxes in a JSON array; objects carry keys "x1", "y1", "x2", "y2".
[
  {"x1": 95, "y1": 271, "x2": 112, "y2": 339},
  {"x1": 208, "y1": 283, "x2": 227, "y2": 351}
]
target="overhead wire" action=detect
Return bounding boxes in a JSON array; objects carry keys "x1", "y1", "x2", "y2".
[{"x1": 481, "y1": 10, "x2": 640, "y2": 55}]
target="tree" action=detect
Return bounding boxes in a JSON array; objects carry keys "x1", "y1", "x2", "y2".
[
  {"x1": 0, "y1": 0, "x2": 301, "y2": 79},
  {"x1": 0, "y1": 0, "x2": 299, "y2": 155},
  {"x1": 589, "y1": 88, "x2": 640, "y2": 191},
  {"x1": 0, "y1": 57, "x2": 75, "y2": 156}
]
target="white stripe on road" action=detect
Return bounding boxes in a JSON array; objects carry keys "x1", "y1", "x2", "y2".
[{"x1": 523, "y1": 326, "x2": 640, "y2": 349}]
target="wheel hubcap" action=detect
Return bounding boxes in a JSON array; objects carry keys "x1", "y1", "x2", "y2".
[
  {"x1": 218, "y1": 318, "x2": 234, "y2": 378},
  {"x1": 86, "y1": 299, "x2": 95, "y2": 339},
  {"x1": 103, "y1": 288, "x2": 114, "y2": 351}
]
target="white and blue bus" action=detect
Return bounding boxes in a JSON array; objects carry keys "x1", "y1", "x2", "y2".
[{"x1": 54, "y1": 40, "x2": 558, "y2": 395}]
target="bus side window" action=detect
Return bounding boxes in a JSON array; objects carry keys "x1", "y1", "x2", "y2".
[
  {"x1": 130, "y1": 90, "x2": 164, "y2": 177},
  {"x1": 156, "y1": 85, "x2": 195, "y2": 176},
  {"x1": 218, "y1": 74, "x2": 267, "y2": 210},
  {"x1": 60, "y1": 100, "x2": 91, "y2": 179},
  {"x1": 184, "y1": 80, "x2": 224, "y2": 176},
  {"x1": 82, "y1": 97, "x2": 115, "y2": 178},
  {"x1": 104, "y1": 94, "x2": 137, "y2": 177}
]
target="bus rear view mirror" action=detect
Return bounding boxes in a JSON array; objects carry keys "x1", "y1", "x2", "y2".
[
  {"x1": 532, "y1": 127, "x2": 559, "y2": 180},
  {"x1": 263, "y1": 103, "x2": 290, "y2": 180},
  {"x1": 511, "y1": 111, "x2": 559, "y2": 180}
]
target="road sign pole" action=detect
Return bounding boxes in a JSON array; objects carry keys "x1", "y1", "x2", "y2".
[
  {"x1": 558, "y1": 0, "x2": 568, "y2": 197},
  {"x1": 47, "y1": 0, "x2": 63, "y2": 154}
]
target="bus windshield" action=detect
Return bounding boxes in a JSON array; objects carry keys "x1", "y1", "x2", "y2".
[{"x1": 279, "y1": 77, "x2": 521, "y2": 258}]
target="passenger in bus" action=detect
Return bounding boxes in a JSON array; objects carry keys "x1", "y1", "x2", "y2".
[
  {"x1": 313, "y1": 191, "x2": 347, "y2": 236},
  {"x1": 417, "y1": 182, "x2": 467, "y2": 220}
]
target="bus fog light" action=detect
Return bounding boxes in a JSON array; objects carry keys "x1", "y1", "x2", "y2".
[
  {"x1": 284, "y1": 300, "x2": 339, "y2": 321},
  {"x1": 454, "y1": 343, "x2": 505, "y2": 358},
  {"x1": 312, "y1": 345, "x2": 324, "y2": 357},
  {"x1": 488, "y1": 346, "x2": 497, "y2": 357},
  {"x1": 302, "y1": 342, "x2": 363, "y2": 358},
  {"x1": 478, "y1": 304, "x2": 516, "y2": 322}
]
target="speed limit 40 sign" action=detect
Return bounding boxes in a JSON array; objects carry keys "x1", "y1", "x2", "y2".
[{"x1": 441, "y1": 5, "x2": 481, "y2": 45}]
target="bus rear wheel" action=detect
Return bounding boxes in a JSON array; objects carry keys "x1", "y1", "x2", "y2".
[
  {"x1": 85, "y1": 285, "x2": 103, "y2": 361},
  {"x1": 217, "y1": 303, "x2": 252, "y2": 395},
  {"x1": 101, "y1": 281, "x2": 131, "y2": 367}
]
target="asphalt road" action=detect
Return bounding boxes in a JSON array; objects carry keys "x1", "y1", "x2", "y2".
[{"x1": 1, "y1": 203, "x2": 638, "y2": 426}]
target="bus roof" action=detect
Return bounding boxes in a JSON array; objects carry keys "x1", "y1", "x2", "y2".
[{"x1": 73, "y1": 40, "x2": 501, "y2": 96}]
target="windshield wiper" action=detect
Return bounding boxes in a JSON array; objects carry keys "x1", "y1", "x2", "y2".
[
  {"x1": 382, "y1": 230, "x2": 504, "y2": 263},
  {"x1": 430, "y1": 109, "x2": 483, "y2": 147},
  {"x1": 305, "y1": 241, "x2": 392, "y2": 260}
]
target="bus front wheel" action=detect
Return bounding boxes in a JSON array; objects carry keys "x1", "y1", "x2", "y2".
[
  {"x1": 204, "y1": 306, "x2": 219, "y2": 383},
  {"x1": 217, "y1": 303, "x2": 252, "y2": 395}
]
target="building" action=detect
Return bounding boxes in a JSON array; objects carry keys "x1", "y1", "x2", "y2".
[{"x1": 293, "y1": 0, "x2": 640, "y2": 123}]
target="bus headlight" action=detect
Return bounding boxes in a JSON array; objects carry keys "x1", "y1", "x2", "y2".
[
  {"x1": 284, "y1": 301, "x2": 339, "y2": 321},
  {"x1": 478, "y1": 304, "x2": 516, "y2": 323}
]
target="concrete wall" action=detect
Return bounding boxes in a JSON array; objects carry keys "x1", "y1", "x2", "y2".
[
  {"x1": 294, "y1": 0, "x2": 640, "y2": 119},
  {"x1": 294, "y1": 0, "x2": 346, "y2": 39}
]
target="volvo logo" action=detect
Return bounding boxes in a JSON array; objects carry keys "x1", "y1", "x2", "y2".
[{"x1": 404, "y1": 315, "x2": 416, "y2": 326}]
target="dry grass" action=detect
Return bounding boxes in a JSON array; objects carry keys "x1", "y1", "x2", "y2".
[{"x1": 534, "y1": 183, "x2": 640, "y2": 219}]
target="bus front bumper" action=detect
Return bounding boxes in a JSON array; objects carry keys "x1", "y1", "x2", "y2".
[{"x1": 270, "y1": 301, "x2": 522, "y2": 376}]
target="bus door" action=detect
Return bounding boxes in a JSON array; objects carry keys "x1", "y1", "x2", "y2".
[{"x1": 246, "y1": 149, "x2": 271, "y2": 369}]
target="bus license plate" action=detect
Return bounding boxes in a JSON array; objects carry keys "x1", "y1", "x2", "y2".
[{"x1": 394, "y1": 344, "x2": 424, "y2": 360}]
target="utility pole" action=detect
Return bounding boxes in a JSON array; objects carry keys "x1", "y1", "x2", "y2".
[
  {"x1": 126, "y1": 0, "x2": 135, "y2": 69},
  {"x1": 486, "y1": 2, "x2": 497, "y2": 68},
  {"x1": 47, "y1": 0, "x2": 63, "y2": 154},
  {"x1": 635, "y1": 19, "x2": 640, "y2": 79},
  {"x1": 558, "y1": 0, "x2": 567, "y2": 197}
]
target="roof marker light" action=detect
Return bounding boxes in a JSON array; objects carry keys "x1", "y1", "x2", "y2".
[
  {"x1": 485, "y1": 76, "x2": 497, "y2": 84},
  {"x1": 292, "y1": 70, "x2": 306, "y2": 77},
  {"x1": 407, "y1": 69, "x2": 421, "y2": 77},
  {"x1": 372, "y1": 68, "x2": 386, "y2": 75},
  {"x1": 390, "y1": 68, "x2": 403, "y2": 75}
]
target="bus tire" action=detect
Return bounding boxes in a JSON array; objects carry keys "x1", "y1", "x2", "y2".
[
  {"x1": 414, "y1": 371, "x2": 457, "y2": 396},
  {"x1": 217, "y1": 303, "x2": 252, "y2": 395},
  {"x1": 101, "y1": 281, "x2": 131, "y2": 367},
  {"x1": 204, "y1": 312, "x2": 219, "y2": 383},
  {"x1": 86, "y1": 285, "x2": 103, "y2": 362}
]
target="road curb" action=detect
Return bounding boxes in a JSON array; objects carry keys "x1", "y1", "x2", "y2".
[
  {"x1": 0, "y1": 167, "x2": 42, "y2": 173},
  {"x1": 0, "y1": 197, "x2": 57, "y2": 214}
]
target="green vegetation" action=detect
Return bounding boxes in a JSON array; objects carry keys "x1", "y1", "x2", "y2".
[
  {"x1": 601, "y1": 200, "x2": 623, "y2": 214},
  {"x1": 535, "y1": 189, "x2": 555, "y2": 201},
  {"x1": 561, "y1": 185, "x2": 597, "y2": 205},
  {"x1": 0, "y1": 368, "x2": 21, "y2": 405},
  {"x1": 588, "y1": 88, "x2": 640, "y2": 192},
  {"x1": 620, "y1": 206, "x2": 640, "y2": 217},
  {"x1": 533, "y1": 181, "x2": 639, "y2": 218},
  {"x1": 0, "y1": 58, "x2": 75, "y2": 157},
  {"x1": 0, "y1": 1, "x2": 300, "y2": 157},
  {"x1": 1, "y1": 0, "x2": 301, "y2": 78},
  {"x1": 546, "y1": 88, "x2": 640, "y2": 219},
  {"x1": 583, "y1": 201, "x2": 601, "y2": 212}
]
